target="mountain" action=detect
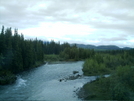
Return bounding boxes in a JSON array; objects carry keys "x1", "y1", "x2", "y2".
[
  {"x1": 75, "y1": 44, "x2": 96, "y2": 49},
  {"x1": 73, "y1": 44, "x2": 132, "y2": 50},
  {"x1": 122, "y1": 47, "x2": 133, "y2": 50},
  {"x1": 96, "y1": 45, "x2": 120, "y2": 50}
]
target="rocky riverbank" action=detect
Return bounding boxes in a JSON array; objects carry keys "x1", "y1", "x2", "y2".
[{"x1": 59, "y1": 71, "x2": 82, "y2": 82}]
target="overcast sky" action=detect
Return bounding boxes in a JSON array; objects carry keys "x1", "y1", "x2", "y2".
[{"x1": 0, "y1": 0, "x2": 134, "y2": 48}]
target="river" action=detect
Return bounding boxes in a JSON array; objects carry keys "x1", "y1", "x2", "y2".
[{"x1": 0, "y1": 61, "x2": 98, "y2": 101}]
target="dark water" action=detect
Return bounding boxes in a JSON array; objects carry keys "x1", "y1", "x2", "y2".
[{"x1": 0, "y1": 61, "x2": 97, "y2": 101}]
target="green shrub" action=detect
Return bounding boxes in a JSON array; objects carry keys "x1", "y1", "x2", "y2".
[
  {"x1": 81, "y1": 65, "x2": 134, "y2": 100},
  {"x1": 82, "y1": 58, "x2": 110, "y2": 76},
  {"x1": 44, "y1": 54, "x2": 60, "y2": 62}
]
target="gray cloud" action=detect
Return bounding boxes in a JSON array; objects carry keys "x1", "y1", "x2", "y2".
[
  {"x1": 100, "y1": 37, "x2": 127, "y2": 42},
  {"x1": 0, "y1": 0, "x2": 134, "y2": 47},
  {"x1": 1, "y1": 0, "x2": 134, "y2": 27}
]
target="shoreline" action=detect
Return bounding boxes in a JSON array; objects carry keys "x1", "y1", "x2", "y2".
[
  {"x1": 47, "y1": 60, "x2": 79, "y2": 64},
  {"x1": 0, "y1": 61, "x2": 46, "y2": 85},
  {"x1": 76, "y1": 74, "x2": 110, "y2": 100},
  {"x1": 0, "y1": 60, "x2": 80, "y2": 85}
]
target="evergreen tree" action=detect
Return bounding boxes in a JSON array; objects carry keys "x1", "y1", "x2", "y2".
[{"x1": 0, "y1": 26, "x2": 6, "y2": 54}]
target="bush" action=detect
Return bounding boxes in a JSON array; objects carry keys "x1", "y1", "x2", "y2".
[
  {"x1": 81, "y1": 65, "x2": 134, "y2": 101},
  {"x1": 44, "y1": 54, "x2": 60, "y2": 62},
  {"x1": 82, "y1": 58, "x2": 110, "y2": 76},
  {"x1": 0, "y1": 70, "x2": 17, "y2": 85}
]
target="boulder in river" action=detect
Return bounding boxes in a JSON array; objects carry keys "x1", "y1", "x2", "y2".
[
  {"x1": 73, "y1": 71, "x2": 79, "y2": 74},
  {"x1": 59, "y1": 74, "x2": 82, "y2": 82}
]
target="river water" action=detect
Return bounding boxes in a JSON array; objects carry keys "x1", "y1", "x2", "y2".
[{"x1": 0, "y1": 61, "x2": 98, "y2": 101}]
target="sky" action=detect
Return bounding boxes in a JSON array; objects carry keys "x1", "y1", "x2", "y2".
[{"x1": 0, "y1": 0, "x2": 134, "y2": 48}]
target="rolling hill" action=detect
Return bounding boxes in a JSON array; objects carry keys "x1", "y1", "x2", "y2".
[{"x1": 73, "y1": 44, "x2": 132, "y2": 50}]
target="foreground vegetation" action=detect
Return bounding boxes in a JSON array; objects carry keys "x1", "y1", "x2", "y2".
[
  {"x1": 81, "y1": 49, "x2": 134, "y2": 100},
  {"x1": 81, "y1": 66, "x2": 134, "y2": 101}
]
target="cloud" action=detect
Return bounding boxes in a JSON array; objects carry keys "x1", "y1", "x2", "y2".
[
  {"x1": 100, "y1": 37, "x2": 127, "y2": 42},
  {"x1": 0, "y1": 0, "x2": 51, "y2": 28},
  {"x1": 0, "y1": 0, "x2": 134, "y2": 47},
  {"x1": 19, "y1": 22, "x2": 95, "y2": 40},
  {"x1": 1, "y1": 0, "x2": 134, "y2": 28}
]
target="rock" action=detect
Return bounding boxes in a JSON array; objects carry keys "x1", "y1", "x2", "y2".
[
  {"x1": 59, "y1": 73, "x2": 82, "y2": 82},
  {"x1": 59, "y1": 79, "x2": 62, "y2": 82},
  {"x1": 73, "y1": 71, "x2": 79, "y2": 74},
  {"x1": 59, "y1": 78, "x2": 65, "y2": 82},
  {"x1": 67, "y1": 74, "x2": 82, "y2": 80}
]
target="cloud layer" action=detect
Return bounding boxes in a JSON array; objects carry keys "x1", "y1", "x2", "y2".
[{"x1": 0, "y1": 0, "x2": 134, "y2": 47}]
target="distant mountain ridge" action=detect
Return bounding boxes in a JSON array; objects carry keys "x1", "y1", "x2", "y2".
[
  {"x1": 73, "y1": 44, "x2": 132, "y2": 50},
  {"x1": 44, "y1": 41, "x2": 132, "y2": 50}
]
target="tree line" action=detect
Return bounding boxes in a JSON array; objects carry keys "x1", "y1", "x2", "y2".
[
  {"x1": 0, "y1": 26, "x2": 95, "y2": 85},
  {"x1": 0, "y1": 26, "x2": 69, "y2": 84},
  {"x1": 0, "y1": 26, "x2": 44, "y2": 74}
]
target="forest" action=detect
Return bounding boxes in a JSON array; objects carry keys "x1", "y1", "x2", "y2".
[
  {"x1": 0, "y1": 26, "x2": 44, "y2": 84},
  {"x1": 0, "y1": 26, "x2": 95, "y2": 85},
  {"x1": 0, "y1": 26, "x2": 134, "y2": 100}
]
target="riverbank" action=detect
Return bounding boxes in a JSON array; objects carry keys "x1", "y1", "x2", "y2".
[
  {"x1": 77, "y1": 66, "x2": 134, "y2": 101},
  {"x1": 44, "y1": 54, "x2": 82, "y2": 64},
  {"x1": 0, "y1": 61, "x2": 46, "y2": 85},
  {"x1": 0, "y1": 59, "x2": 79, "y2": 85},
  {"x1": 0, "y1": 70, "x2": 17, "y2": 85}
]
